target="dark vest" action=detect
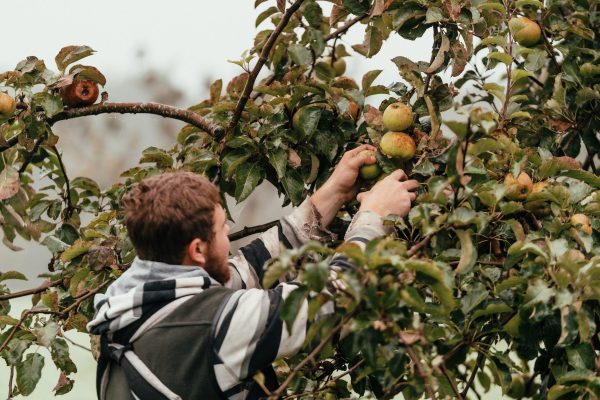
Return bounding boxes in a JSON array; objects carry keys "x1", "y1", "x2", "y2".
[{"x1": 97, "y1": 286, "x2": 278, "y2": 400}]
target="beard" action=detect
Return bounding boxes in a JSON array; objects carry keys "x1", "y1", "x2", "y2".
[{"x1": 204, "y1": 249, "x2": 230, "y2": 285}]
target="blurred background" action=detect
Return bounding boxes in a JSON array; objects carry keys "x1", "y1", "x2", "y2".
[{"x1": 0, "y1": 1, "x2": 462, "y2": 398}]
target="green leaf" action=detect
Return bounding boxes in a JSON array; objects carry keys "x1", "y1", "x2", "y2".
[
  {"x1": 575, "y1": 87, "x2": 599, "y2": 107},
  {"x1": 234, "y1": 162, "x2": 264, "y2": 202},
  {"x1": 60, "y1": 241, "x2": 91, "y2": 262},
  {"x1": 560, "y1": 170, "x2": 600, "y2": 189},
  {"x1": 282, "y1": 169, "x2": 305, "y2": 205},
  {"x1": 524, "y1": 48, "x2": 546, "y2": 71},
  {"x1": 352, "y1": 26, "x2": 383, "y2": 58},
  {"x1": 32, "y1": 92, "x2": 63, "y2": 118},
  {"x1": 139, "y1": 147, "x2": 173, "y2": 168},
  {"x1": 0, "y1": 271, "x2": 27, "y2": 282},
  {"x1": 41, "y1": 235, "x2": 70, "y2": 255},
  {"x1": 303, "y1": 2, "x2": 323, "y2": 28},
  {"x1": 343, "y1": 0, "x2": 370, "y2": 15},
  {"x1": 222, "y1": 149, "x2": 252, "y2": 179},
  {"x1": 267, "y1": 148, "x2": 287, "y2": 180},
  {"x1": 515, "y1": 0, "x2": 543, "y2": 8},
  {"x1": 0, "y1": 166, "x2": 20, "y2": 201},
  {"x1": 471, "y1": 302, "x2": 512, "y2": 319},
  {"x1": 461, "y1": 288, "x2": 488, "y2": 314},
  {"x1": 392, "y1": 56, "x2": 424, "y2": 96},
  {"x1": 3, "y1": 339, "x2": 31, "y2": 366},
  {"x1": 455, "y1": 230, "x2": 478, "y2": 275},
  {"x1": 302, "y1": 262, "x2": 329, "y2": 292},
  {"x1": 566, "y1": 343, "x2": 595, "y2": 370},
  {"x1": 255, "y1": 6, "x2": 278, "y2": 27},
  {"x1": 51, "y1": 338, "x2": 77, "y2": 374},
  {"x1": 288, "y1": 44, "x2": 312, "y2": 66},
  {"x1": 16, "y1": 353, "x2": 45, "y2": 396},
  {"x1": 55, "y1": 45, "x2": 95, "y2": 72},
  {"x1": 280, "y1": 286, "x2": 307, "y2": 332},
  {"x1": 425, "y1": 7, "x2": 445, "y2": 23}
]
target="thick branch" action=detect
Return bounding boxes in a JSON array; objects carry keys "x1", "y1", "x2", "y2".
[
  {"x1": 228, "y1": 220, "x2": 278, "y2": 242},
  {"x1": 324, "y1": 14, "x2": 368, "y2": 41},
  {"x1": 0, "y1": 279, "x2": 60, "y2": 301},
  {"x1": 228, "y1": 0, "x2": 306, "y2": 132},
  {"x1": 49, "y1": 102, "x2": 225, "y2": 138},
  {"x1": 0, "y1": 136, "x2": 19, "y2": 154}
]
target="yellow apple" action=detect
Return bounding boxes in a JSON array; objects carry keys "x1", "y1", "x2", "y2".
[
  {"x1": 382, "y1": 102, "x2": 414, "y2": 132},
  {"x1": 0, "y1": 92, "x2": 16, "y2": 117},
  {"x1": 571, "y1": 213, "x2": 592, "y2": 235},
  {"x1": 504, "y1": 172, "x2": 533, "y2": 201},
  {"x1": 509, "y1": 17, "x2": 541, "y2": 47},
  {"x1": 380, "y1": 132, "x2": 416, "y2": 161}
]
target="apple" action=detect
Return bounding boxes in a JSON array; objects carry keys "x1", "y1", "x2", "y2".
[
  {"x1": 380, "y1": 132, "x2": 416, "y2": 161},
  {"x1": 571, "y1": 213, "x2": 592, "y2": 235},
  {"x1": 504, "y1": 171, "x2": 533, "y2": 201},
  {"x1": 59, "y1": 79, "x2": 99, "y2": 108},
  {"x1": 580, "y1": 62, "x2": 600, "y2": 78},
  {"x1": 383, "y1": 102, "x2": 413, "y2": 132},
  {"x1": 358, "y1": 150, "x2": 382, "y2": 180},
  {"x1": 0, "y1": 92, "x2": 16, "y2": 117},
  {"x1": 324, "y1": 57, "x2": 346, "y2": 76},
  {"x1": 509, "y1": 17, "x2": 541, "y2": 47}
]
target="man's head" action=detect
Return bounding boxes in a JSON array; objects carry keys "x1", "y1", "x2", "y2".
[{"x1": 121, "y1": 171, "x2": 231, "y2": 283}]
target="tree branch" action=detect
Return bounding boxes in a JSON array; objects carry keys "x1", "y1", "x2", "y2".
[
  {"x1": 406, "y1": 346, "x2": 437, "y2": 400},
  {"x1": 51, "y1": 145, "x2": 76, "y2": 219},
  {"x1": 228, "y1": 220, "x2": 278, "y2": 242},
  {"x1": 18, "y1": 136, "x2": 44, "y2": 174},
  {"x1": 438, "y1": 364, "x2": 463, "y2": 400},
  {"x1": 228, "y1": 0, "x2": 306, "y2": 133},
  {"x1": 407, "y1": 232, "x2": 435, "y2": 257},
  {"x1": 0, "y1": 279, "x2": 60, "y2": 301},
  {"x1": 324, "y1": 14, "x2": 368, "y2": 41},
  {"x1": 61, "y1": 280, "x2": 110, "y2": 316},
  {"x1": 49, "y1": 102, "x2": 225, "y2": 139},
  {"x1": 270, "y1": 314, "x2": 353, "y2": 399},
  {"x1": 0, "y1": 136, "x2": 19, "y2": 154}
]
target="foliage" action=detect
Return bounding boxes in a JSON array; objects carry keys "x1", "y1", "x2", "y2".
[{"x1": 1, "y1": 0, "x2": 600, "y2": 398}]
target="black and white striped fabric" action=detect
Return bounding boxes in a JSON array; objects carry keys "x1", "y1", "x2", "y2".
[{"x1": 88, "y1": 198, "x2": 391, "y2": 400}]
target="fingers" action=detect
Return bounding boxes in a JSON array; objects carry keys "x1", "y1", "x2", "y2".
[
  {"x1": 408, "y1": 191, "x2": 417, "y2": 201},
  {"x1": 386, "y1": 169, "x2": 408, "y2": 181},
  {"x1": 356, "y1": 192, "x2": 366, "y2": 202},
  {"x1": 346, "y1": 144, "x2": 377, "y2": 158},
  {"x1": 348, "y1": 150, "x2": 376, "y2": 169},
  {"x1": 400, "y1": 179, "x2": 420, "y2": 192}
]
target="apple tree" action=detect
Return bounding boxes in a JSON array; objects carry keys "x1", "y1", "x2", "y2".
[{"x1": 1, "y1": 0, "x2": 600, "y2": 398}]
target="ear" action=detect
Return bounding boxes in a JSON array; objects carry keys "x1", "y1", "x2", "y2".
[{"x1": 182, "y1": 238, "x2": 209, "y2": 266}]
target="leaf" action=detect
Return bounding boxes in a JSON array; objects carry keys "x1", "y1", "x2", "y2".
[
  {"x1": 33, "y1": 320, "x2": 59, "y2": 347},
  {"x1": 68, "y1": 64, "x2": 107, "y2": 86},
  {"x1": 455, "y1": 230, "x2": 477, "y2": 275},
  {"x1": 234, "y1": 162, "x2": 264, "y2": 202},
  {"x1": 53, "y1": 372, "x2": 74, "y2": 395},
  {"x1": 0, "y1": 166, "x2": 20, "y2": 201},
  {"x1": 487, "y1": 51, "x2": 513, "y2": 65},
  {"x1": 362, "y1": 69, "x2": 382, "y2": 92},
  {"x1": 560, "y1": 170, "x2": 600, "y2": 189},
  {"x1": 575, "y1": 87, "x2": 600, "y2": 107},
  {"x1": 392, "y1": 56, "x2": 424, "y2": 96},
  {"x1": 16, "y1": 353, "x2": 45, "y2": 396},
  {"x1": 461, "y1": 288, "x2": 488, "y2": 314},
  {"x1": 425, "y1": 7, "x2": 445, "y2": 23},
  {"x1": 282, "y1": 169, "x2": 305, "y2": 205},
  {"x1": 524, "y1": 48, "x2": 546, "y2": 71},
  {"x1": 424, "y1": 95, "x2": 440, "y2": 138},
  {"x1": 352, "y1": 26, "x2": 383, "y2": 58},
  {"x1": 51, "y1": 338, "x2": 77, "y2": 374},
  {"x1": 55, "y1": 45, "x2": 95, "y2": 71},
  {"x1": 32, "y1": 92, "x2": 63, "y2": 118},
  {"x1": 60, "y1": 240, "x2": 91, "y2": 262},
  {"x1": 515, "y1": 0, "x2": 543, "y2": 8},
  {"x1": 267, "y1": 148, "x2": 287, "y2": 180},
  {"x1": 343, "y1": 0, "x2": 370, "y2": 15},
  {"x1": 41, "y1": 235, "x2": 70, "y2": 255},
  {"x1": 471, "y1": 302, "x2": 512, "y2": 319},
  {"x1": 0, "y1": 270, "x2": 27, "y2": 282},
  {"x1": 139, "y1": 147, "x2": 173, "y2": 168},
  {"x1": 451, "y1": 41, "x2": 468, "y2": 77},
  {"x1": 426, "y1": 35, "x2": 450, "y2": 74},
  {"x1": 256, "y1": 6, "x2": 278, "y2": 27},
  {"x1": 288, "y1": 44, "x2": 312, "y2": 66},
  {"x1": 222, "y1": 149, "x2": 252, "y2": 179}
]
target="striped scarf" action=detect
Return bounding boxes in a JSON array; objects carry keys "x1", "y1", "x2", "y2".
[{"x1": 87, "y1": 257, "x2": 220, "y2": 335}]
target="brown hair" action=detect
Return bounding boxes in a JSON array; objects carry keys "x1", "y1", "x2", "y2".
[{"x1": 121, "y1": 171, "x2": 221, "y2": 264}]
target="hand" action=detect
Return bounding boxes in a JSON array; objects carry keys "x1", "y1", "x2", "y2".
[
  {"x1": 311, "y1": 144, "x2": 377, "y2": 226},
  {"x1": 357, "y1": 169, "x2": 419, "y2": 217}
]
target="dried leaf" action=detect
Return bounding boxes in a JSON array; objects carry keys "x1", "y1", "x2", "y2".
[
  {"x1": 426, "y1": 35, "x2": 450, "y2": 74},
  {"x1": 451, "y1": 40, "x2": 468, "y2": 77},
  {"x1": 0, "y1": 166, "x2": 20, "y2": 201},
  {"x1": 363, "y1": 105, "x2": 384, "y2": 130}
]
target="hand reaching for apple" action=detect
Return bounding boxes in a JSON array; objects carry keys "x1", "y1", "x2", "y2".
[
  {"x1": 357, "y1": 169, "x2": 419, "y2": 217},
  {"x1": 311, "y1": 144, "x2": 378, "y2": 226}
]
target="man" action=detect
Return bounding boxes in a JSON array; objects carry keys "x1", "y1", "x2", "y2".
[{"x1": 87, "y1": 144, "x2": 419, "y2": 400}]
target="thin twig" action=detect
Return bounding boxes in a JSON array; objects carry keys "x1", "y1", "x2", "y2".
[
  {"x1": 324, "y1": 14, "x2": 368, "y2": 41},
  {"x1": 228, "y1": 220, "x2": 278, "y2": 242},
  {"x1": 7, "y1": 366, "x2": 14, "y2": 399},
  {"x1": 18, "y1": 136, "x2": 44, "y2": 174},
  {"x1": 51, "y1": 145, "x2": 75, "y2": 218},
  {"x1": 228, "y1": 0, "x2": 306, "y2": 133},
  {"x1": 438, "y1": 364, "x2": 463, "y2": 400},
  {"x1": 407, "y1": 233, "x2": 435, "y2": 257},
  {"x1": 61, "y1": 280, "x2": 110, "y2": 316},
  {"x1": 0, "y1": 136, "x2": 19, "y2": 154},
  {"x1": 49, "y1": 102, "x2": 225, "y2": 138},
  {"x1": 61, "y1": 331, "x2": 92, "y2": 352},
  {"x1": 406, "y1": 346, "x2": 437, "y2": 400},
  {"x1": 282, "y1": 360, "x2": 364, "y2": 400},
  {"x1": 0, "y1": 280, "x2": 60, "y2": 301},
  {"x1": 270, "y1": 314, "x2": 353, "y2": 399},
  {"x1": 460, "y1": 340, "x2": 491, "y2": 398}
]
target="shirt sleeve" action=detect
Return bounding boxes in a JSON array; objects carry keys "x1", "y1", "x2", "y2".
[
  {"x1": 225, "y1": 197, "x2": 335, "y2": 290},
  {"x1": 212, "y1": 283, "x2": 307, "y2": 399}
]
